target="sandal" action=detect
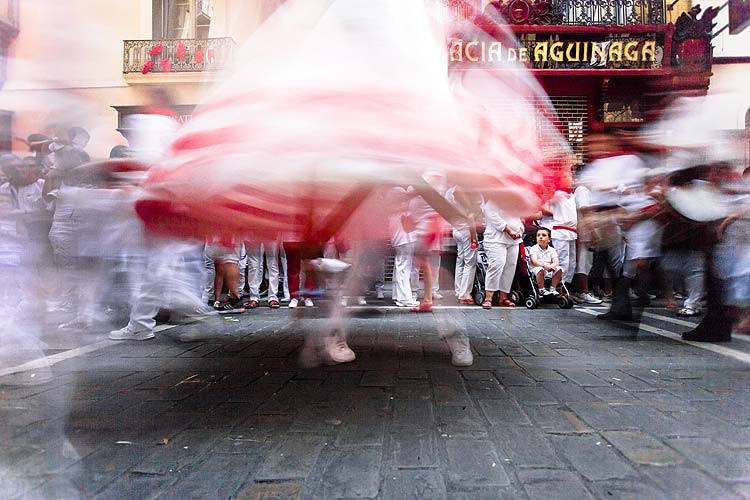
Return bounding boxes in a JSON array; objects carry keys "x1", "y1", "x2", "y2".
[
  {"x1": 499, "y1": 298, "x2": 516, "y2": 308},
  {"x1": 268, "y1": 299, "x2": 280, "y2": 309},
  {"x1": 482, "y1": 300, "x2": 492, "y2": 309},
  {"x1": 459, "y1": 298, "x2": 474, "y2": 305},
  {"x1": 245, "y1": 299, "x2": 259, "y2": 309},
  {"x1": 410, "y1": 302, "x2": 433, "y2": 313},
  {"x1": 677, "y1": 307, "x2": 701, "y2": 317}
]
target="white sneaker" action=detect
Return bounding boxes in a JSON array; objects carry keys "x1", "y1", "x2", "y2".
[
  {"x1": 304, "y1": 298, "x2": 314, "y2": 307},
  {"x1": 59, "y1": 319, "x2": 92, "y2": 331},
  {"x1": 549, "y1": 288, "x2": 560, "y2": 296},
  {"x1": 308, "y1": 258, "x2": 352, "y2": 273},
  {"x1": 323, "y1": 335, "x2": 356, "y2": 363},
  {"x1": 580, "y1": 292, "x2": 603, "y2": 304},
  {"x1": 340, "y1": 297, "x2": 349, "y2": 307},
  {"x1": 280, "y1": 296, "x2": 290, "y2": 303},
  {"x1": 395, "y1": 300, "x2": 420, "y2": 307},
  {"x1": 433, "y1": 292, "x2": 444, "y2": 300},
  {"x1": 356, "y1": 296, "x2": 367, "y2": 306},
  {"x1": 445, "y1": 335, "x2": 473, "y2": 367},
  {"x1": 288, "y1": 298, "x2": 299, "y2": 308},
  {"x1": 109, "y1": 326, "x2": 154, "y2": 341},
  {"x1": 539, "y1": 288, "x2": 550, "y2": 297}
]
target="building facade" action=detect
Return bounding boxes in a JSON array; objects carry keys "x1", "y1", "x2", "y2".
[
  {"x1": 0, "y1": 0, "x2": 272, "y2": 157},
  {"x1": 0, "y1": 0, "x2": 715, "y2": 162}
]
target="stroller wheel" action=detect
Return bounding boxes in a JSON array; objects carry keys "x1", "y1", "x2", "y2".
[
  {"x1": 524, "y1": 296, "x2": 538, "y2": 309},
  {"x1": 473, "y1": 291, "x2": 485, "y2": 306},
  {"x1": 564, "y1": 297, "x2": 575, "y2": 309},
  {"x1": 557, "y1": 297, "x2": 570, "y2": 309},
  {"x1": 509, "y1": 290, "x2": 522, "y2": 305}
]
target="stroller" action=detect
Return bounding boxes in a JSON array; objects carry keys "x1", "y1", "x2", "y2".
[
  {"x1": 471, "y1": 239, "x2": 488, "y2": 306},
  {"x1": 470, "y1": 238, "x2": 525, "y2": 307},
  {"x1": 518, "y1": 244, "x2": 575, "y2": 309}
]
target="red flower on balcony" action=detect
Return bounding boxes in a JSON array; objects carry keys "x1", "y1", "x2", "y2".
[
  {"x1": 160, "y1": 59, "x2": 172, "y2": 72},
  {"x1": 176, "y1": 41, "x2": 187, "y2": 62},
  {"x1": 149, "y1": 44, "x2": 164, "y2": 57},
  {"x1": 194, "y1": 48, "x2": 204, "y2": 64},
  {"x1": 141, "y1": 61, "x2": 154, "y2": 74}
]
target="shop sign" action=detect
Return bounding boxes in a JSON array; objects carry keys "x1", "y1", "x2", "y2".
[{"x1": 449, "y1": 37, "x2": 661, "y2": 68}]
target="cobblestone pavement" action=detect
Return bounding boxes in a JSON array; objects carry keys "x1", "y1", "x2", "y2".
[{"x1": 3, "y1": 300, "x2": 750, "y2": 499}]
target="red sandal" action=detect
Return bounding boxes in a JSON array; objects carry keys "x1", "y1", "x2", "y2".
[
  {"x1": 410, "y1": 302, "x2": 433, "y2": 313},
  {"x1": 482, "y1": 300, "x2": 492, "y2": 309},
  {"x1": 499, "y1": 298, "x2": 516, "y2": 308}
]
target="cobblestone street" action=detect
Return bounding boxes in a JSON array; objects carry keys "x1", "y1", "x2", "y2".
[{"x1": 3, "y1": 302, "x2": 750, "y2": 499}]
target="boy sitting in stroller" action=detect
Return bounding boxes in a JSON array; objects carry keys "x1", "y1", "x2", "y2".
[{"x1": 529, "y1": 227, "x2": 563, "y2": 296}]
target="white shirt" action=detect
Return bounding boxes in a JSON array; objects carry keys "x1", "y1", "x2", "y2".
[
  {"x1": 529, "y1": 244, "x2": 558, "y2": 267},
  {"x1": 0, "y1": 179, "x2": 46, "y2": 213},
  {"x1": 540, "y1": 190, "x2": 577, "y2": 241},
  {"x1": 574, "y1": 185, "x2": 591, "y2": 210},
  {"x1": 387, "y1": 187, "x2": 415, "y2": 247},
  {"x1": 483, "y1": 199, "x2": 523, "y2": 245},
  {"x1": 577, "y1": 154, "x2": 645, "y2": 208}
]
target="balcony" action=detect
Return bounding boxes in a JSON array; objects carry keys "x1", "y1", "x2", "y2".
[
  {"x1": 447, "y1": 0, "x2": 666, "y2": 26},
  {"x1": 123, "y1": 37, "x2": 236, "y2": 74}
]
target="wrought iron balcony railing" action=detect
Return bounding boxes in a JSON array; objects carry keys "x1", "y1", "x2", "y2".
[
  {"x1": 123, "y1": 37, "x2": 236, "y2": 74},
  {"x1": 447, "y1": 0, "x2": 666, "y2": 26}
]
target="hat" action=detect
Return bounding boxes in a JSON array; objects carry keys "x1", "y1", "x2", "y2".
[{"x1": 27, "y1": 134, "x2": 52, "y2": 150}]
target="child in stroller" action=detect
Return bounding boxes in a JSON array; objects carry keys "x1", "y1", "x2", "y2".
[{"x1": 522, "y1": 227, "x2": 575, "y2": 309}]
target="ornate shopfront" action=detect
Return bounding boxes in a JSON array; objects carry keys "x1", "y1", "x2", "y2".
[{"x1": 446, "y1": 0, "x2": 719, "y2": 164}]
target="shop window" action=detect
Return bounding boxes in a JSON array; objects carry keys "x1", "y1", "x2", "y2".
[{"x1": 153, "y1": 0, "x2": 212, "y2": 39}]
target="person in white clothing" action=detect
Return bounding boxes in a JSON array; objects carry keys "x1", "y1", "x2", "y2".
[
  {"x1": 540, "y1": 167, "x2": 577, "y2": 293},
  {"x1": 482, "y1": 199, "x2": 523, "y2": 308},
  {"x1": 446, "y1": 185, "x2": 482, "y2": 304},
  {"x1": 245, "y1": 239, "x2": 281, "y2": 308},
  {"x1": 571, "y1": 184, "x2": 602, "y2": 304},
  {"x1": 529, "y1": 227, "x2": 563, "y2": 295},
  {"x1": 407, "y1": 176, "x2": 446, "y2": 309},
  {"x1": 388, "y1": 187, "x2": 419, "y2": 307}
]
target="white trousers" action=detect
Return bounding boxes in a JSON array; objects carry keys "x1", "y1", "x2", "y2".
[
  {"x1": 554, "y1": 239, "x2": 577, "y2": 284},
  {"x1": 247, "y1": 241, "x2": 280, "y2": 302},
  {"x1": 393, "y1": 243, "x2": 415, "y2": 302},
  {"x1": 484, "y1": 242, "x2": 519, "y2": 293},
  {"x1": 129, "y1": 240, "x2": 206, "y2": 332},
  {"x1": 453, "y1": 228, "x2": 477, "y2": 300},
  {"x1": 279, "y1": 244, "x2": 290, "y2": 298},
  {"x1": 575, "y1": 242, "x2": 594, "y2": 275}
]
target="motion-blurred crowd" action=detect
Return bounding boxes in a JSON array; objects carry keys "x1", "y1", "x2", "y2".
[{"x1": 2, "y1": 97, "x2": 749, "y2": 370}]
